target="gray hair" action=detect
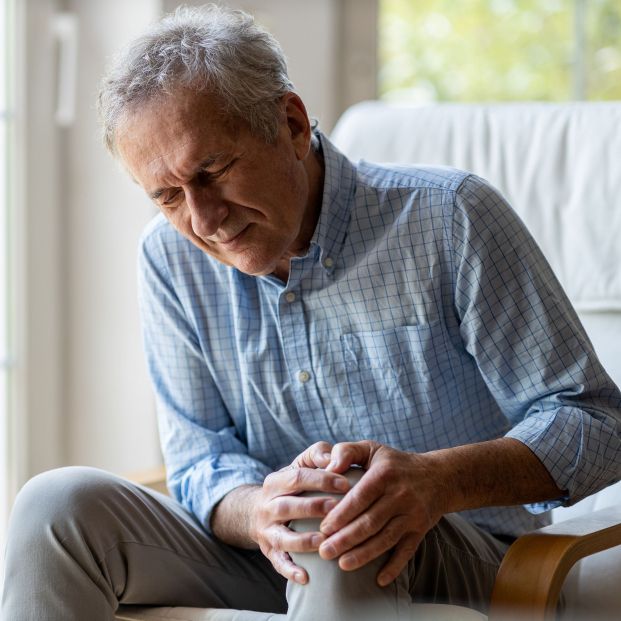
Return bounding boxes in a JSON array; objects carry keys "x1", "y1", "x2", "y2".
[{"x1": 98, "y1": 4, "x2": 295, "y2": 154}]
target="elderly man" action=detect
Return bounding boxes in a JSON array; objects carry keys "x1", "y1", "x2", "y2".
[{"x1": 3, "y1": 5, "x2": 621, "y2": 621}]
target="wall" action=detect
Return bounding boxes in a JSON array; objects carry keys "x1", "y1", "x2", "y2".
[
  {"x1": 63, "y1": 0, "x2": 162, "y2": 473},
  {"x1": 16, "y1": 0, "x2": 65, "y2": 483}
]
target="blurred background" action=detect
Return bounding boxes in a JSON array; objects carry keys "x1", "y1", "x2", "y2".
[{"x1": 0, "y1": 0, "x2": 619, "y2": 557}]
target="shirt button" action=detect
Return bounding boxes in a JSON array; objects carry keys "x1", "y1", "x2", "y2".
[
  {"x1": 285, "y1": 292, "x2": 296, "y2": 303},
  {"x1": 324, "y1": 257, "x2": 334, "y2": 268},
  {"x1": 298, "y1": 370, "x2": 311, "y2": 383}
]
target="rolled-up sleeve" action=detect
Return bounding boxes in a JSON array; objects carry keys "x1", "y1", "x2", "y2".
[
  {"x1": 451, "y1": 175, "x2": 621, "y2": 511},
  {"x1": 137, "y1": 219, "x2": 271, "y2": 530}
]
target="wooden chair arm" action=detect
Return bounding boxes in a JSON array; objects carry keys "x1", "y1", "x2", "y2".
[
  {"x1": 488, "y1": 505, "x2": 621, "y2": 620},
  {"x1": 126, "y1": 465, "x2": 168, "y2": 495}
]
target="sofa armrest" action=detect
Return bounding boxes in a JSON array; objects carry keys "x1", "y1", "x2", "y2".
[
  {"x1": 126, "y1": 465, "x2": 168, "y2": 496},
  {"x1": 489, "y1": 505, "x2": 621, "y2": 620}
]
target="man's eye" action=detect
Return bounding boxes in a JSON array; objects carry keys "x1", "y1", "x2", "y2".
[
  {"x1": 161, "y1": 190, "x2": 182, "y2": 206},
  {"x1": 200, "y1": 160, "x2": 234, "y2": 182}
]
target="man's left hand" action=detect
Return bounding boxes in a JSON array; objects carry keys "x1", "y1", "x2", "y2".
[{"x1": 313, "y1": 441, "x2": 449, "y2": 586}]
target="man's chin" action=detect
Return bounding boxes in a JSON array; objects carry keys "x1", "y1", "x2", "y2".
[
  {"x1": 228, "y1": 254, "x2": 279, "y2": 278},
  {"x1": 195, "y1": 241, "x2": 283, "y2": 278},
  {"x1": 236, "y1": 263, "x2": 278, "y2": 278}
]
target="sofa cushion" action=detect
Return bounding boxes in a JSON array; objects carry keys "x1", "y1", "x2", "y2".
[
  {"x1": 115, "y1": 607, "x2": 284, "y2": 621},
  {"x1": 115, "y1": 604, "x2": 487, "y2": 620}
]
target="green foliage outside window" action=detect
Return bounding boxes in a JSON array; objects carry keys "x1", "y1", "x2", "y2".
[{"x1": 379, "y1": 0, "x2": 621, "y2": 102}]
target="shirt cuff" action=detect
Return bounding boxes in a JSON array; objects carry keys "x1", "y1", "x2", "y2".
[
  {"x1": 172, "y1": 452, "x2": 273, "y2": 531},
  {"x1": 505, "y1": 407, "x2": 621, "y2": 513}
]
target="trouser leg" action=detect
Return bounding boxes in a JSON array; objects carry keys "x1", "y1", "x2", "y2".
[
  {"x1": 1, "y1": 467, "x2": 286, "y2": 621},
  {"x1": 287, "y1": 547, "x2": 412, "y2": 621},
  {"x1": 286, "y1": 468, "x2": 411, "y2": 621},
  {"x1": 408, "y1": 512, "x2": 510, "y2": 613},
  {"x1": 286, "y1": 469, "x2": 509, "y2": 621}
]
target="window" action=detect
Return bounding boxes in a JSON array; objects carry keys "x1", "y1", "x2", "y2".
[{"x1": 379, "y1": 0, "x2": 621, "y2": 102}]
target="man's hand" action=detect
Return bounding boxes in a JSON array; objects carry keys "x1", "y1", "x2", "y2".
[
  {"x1": 246, "y1": 449, "x2": 351, "y2": 584},
  {"x1": 213, "y1": 438, "x2": 561, "y2": 587},
  {"x1": 316, "y1": 441, "x2": 448, "y2": 587},
  {"x1": 309, "y1": 438, "x2": 563, "y2": 588}
]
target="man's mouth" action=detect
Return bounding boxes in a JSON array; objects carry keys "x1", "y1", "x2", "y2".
[{"x1": 218, "y1": 225, "x2": 250, "y2": 250}]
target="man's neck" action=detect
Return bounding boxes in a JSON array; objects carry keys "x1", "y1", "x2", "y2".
[{"x1": 271, "y1": 144, "x2": 325, "y2": 283}]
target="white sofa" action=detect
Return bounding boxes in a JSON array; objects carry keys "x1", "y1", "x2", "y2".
[{"x1": 116, "y1": 101, "x2": 621, "y2": 621}]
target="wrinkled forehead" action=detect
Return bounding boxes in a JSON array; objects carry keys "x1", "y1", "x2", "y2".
[
  {"x1": 114, "y1": 88, "x2": 240, "y2": 158},
  {"x1": 114, "y1": 89, "x2": 242, "y2": 174}
]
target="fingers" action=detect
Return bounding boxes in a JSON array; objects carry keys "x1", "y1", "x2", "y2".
[
  {"x1": 377, "y1": 534, "x2": 422, "y2": 586},
  {"x1": 319, "y1": 495, "x2": 393, "y2": 558},
  {"x1": 271, "y1": 494, "x2": 339, "y2": 523},
  {"x1": 335, "y1": 521, "x2": 402, "y2": 570},
  {"x1": 257, "y1": 461, "x2": 351, "y2": 582},
  {"x1": 320, "y1": 468, "x2": 381, "y2": 536},
  {"x1": 273, "y1": 443, "x2": 433, "y2": 585},
  {"x1": 290, "y1": 441, "x2": 333, "y2": 470},
  {"x1": 322, "y1": 519, "x2": 421, "y2": 584},
  {"x1": 268, "y1": 548, "x2": 308, "y2": 584},
  {"x1": 325, "y1": 440, "x2": 379, "y2": 474},
  {"x1": 267, "y1": 523, "x2": 326, "y2": 553},
  {"x1": 264, "y1": 466, "x2": 349, "y2": 497}
]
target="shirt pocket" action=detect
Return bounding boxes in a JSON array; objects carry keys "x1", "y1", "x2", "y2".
[{"x1": 340, "y1": 322, "x2": 451, "y2": 444}]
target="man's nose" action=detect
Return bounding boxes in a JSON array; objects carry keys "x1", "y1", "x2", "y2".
[{"x1": 185, "y1": 185, "x2": 227, "y2": 239}]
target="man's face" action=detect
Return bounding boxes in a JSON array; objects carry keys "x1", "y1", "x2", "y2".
[{"x1": 116, "y1": 89, "x2": 319, "y2": 279}]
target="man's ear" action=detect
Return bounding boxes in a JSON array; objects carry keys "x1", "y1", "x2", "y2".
[{"x1": 283, "y1": 92, "x2": 312, "y2": 160}]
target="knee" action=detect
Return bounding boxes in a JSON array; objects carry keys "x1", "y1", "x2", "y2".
[{"x1": 9, "y1": 466, "x2": 121, "y2": 538}]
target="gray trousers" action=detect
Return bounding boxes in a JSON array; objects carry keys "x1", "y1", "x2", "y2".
[{"x1": 1, "y1": 467, "x2": 509, "y2": 621}]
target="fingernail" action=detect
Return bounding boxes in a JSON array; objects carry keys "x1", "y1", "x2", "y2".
[
  {"x1": 320, "y1": 521, "x2": 335, "y2": 536},
  {"x1": 322, "y1": 452, "x2": 332, "y2": 463},
  {"x1": 294, "y1": 571, "x2": 306, "y2": 584},
  {"x1": 333, "y1": 477, "x2": 348, "y2": 491},
  {"x1": 320, "y1": 542, "x2": 336, "y2": 559},
  {"x1": 340, "y1": 553, "x2": 355, "y2": 569},
  {"x1": 377, "y1": 573, "x2": 390, "y2": 587},
  {"x1": 323, "y1": 498, "x2": 337, "y2": 512},
  {"x1": 310, "y1": 534, "x2": 323, "y2": 547}
]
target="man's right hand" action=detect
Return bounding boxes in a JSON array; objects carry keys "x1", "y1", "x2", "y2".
[
  {"x1": 248, "y1": 465, "x2": 351, "y2": 583},
  {"x1": 211, "y1": 443, "x2": 351, "y2": 584}
]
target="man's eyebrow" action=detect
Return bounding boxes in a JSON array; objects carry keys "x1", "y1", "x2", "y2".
[{"x1": 148, "y1": 153, "x2": 229, "y2": 201}]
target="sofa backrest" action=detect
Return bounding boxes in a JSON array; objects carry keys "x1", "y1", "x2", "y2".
[
  {"x1": 332, "y1": 101, "x2": 621, "y2": 305},
  {"x1": 331, "y1": 101, "x2": 621, "y2": 521}
]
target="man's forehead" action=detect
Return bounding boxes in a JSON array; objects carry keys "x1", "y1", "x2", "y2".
[
  {"x1": 121, "y1": 135, "x2": 229, "y2": 192},
  {"x1": 118, "y1": 88, "x2": 237, "y2": 146},
  {"x1": 116, "y1": 101, "x2": 237, "y2": 179}
]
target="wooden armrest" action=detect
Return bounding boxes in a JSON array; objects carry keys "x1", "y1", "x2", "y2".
[
  {"x1": 125, "y1": 465, "x2": 168, "y2": 495},
  {"x1": 488, "y1": 505, "x2": 621, "y2": 620}
]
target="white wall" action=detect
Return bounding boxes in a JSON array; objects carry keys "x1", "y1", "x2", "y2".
[
  {"x1": 63, "y1": 0, "x2": 162, "y2": 473},
  {"x1": 18, "y1": 0, "x2": 65, "y2": 481}
]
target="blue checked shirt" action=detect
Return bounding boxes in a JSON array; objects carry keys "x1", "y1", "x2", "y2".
[{"x1": 138, "y1": 132, "x2": 621, "y2": 538}]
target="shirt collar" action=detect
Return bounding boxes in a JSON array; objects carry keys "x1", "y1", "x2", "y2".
[{"x1": 310, "y1": 131, "x2": 357, "y2": 274}]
